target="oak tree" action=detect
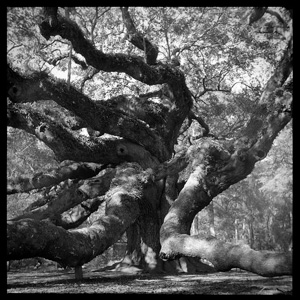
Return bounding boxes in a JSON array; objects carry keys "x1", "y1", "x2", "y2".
[{"x1": 7, "y1": 7, "x2": 292, "y2": 278}]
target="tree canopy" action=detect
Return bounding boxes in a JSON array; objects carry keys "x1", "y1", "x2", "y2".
[{"x1": 7, "y1": 7, "x2": 292, "y2": 279}]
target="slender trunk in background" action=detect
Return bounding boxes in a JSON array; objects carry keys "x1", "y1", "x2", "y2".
[
  {"x1": 234, "y1": 219, "x2": 239, "y2": 242},
  {"x1": 207, "y1": 202, "x2": 216, "y2": 236}
]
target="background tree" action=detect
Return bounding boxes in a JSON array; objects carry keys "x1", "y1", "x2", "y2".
[{"x1": 7, "y1": 7, "x2": 292, "y2": 279}]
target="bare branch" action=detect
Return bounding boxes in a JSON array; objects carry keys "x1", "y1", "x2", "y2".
[
  {"x1": 7, "y1": 44, "x2": 24, "y2": 54},
  {"x1": 41, "y1": 39, "x2": 70, "y2": 50},
  {"x1": 7, "y1": 161, "x2": 105, "y2": 194},
  {"x1": 198, "y1": 77, "x2": 231, "y2": 97}
]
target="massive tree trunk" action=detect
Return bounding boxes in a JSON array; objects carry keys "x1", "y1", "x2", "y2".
[{"x1": 7, "y1": 7, "x2": 292, "y2": 278}]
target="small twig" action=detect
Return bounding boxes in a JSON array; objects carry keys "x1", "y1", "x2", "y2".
[{"x1": 7, "y1": 44, "x2": 24, "y2": 54}]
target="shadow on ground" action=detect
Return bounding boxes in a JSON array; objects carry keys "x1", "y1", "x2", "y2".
[{"x1": 7, "y1": 268, "x2": 292, "y2": 294}]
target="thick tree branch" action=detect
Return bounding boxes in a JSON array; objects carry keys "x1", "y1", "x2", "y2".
[
  {"x1": 120, "y1": 7, "x2": 158, "y2": 65},
  {"x1": 243, "y1": 35, "x2": 293, "y2": 157},
  {"x1": 248, "y1": 7, "x2": 268, "y2": 25},
  {"x1": 7, "y1": 196, "x2": 137, "y2": 267},
  {"x1": 7, "y1": 102, "x2": 162, "y2": 166},
  {"x1": 160, "y1": 154, "x2": 212, "y2": 240},
  {"x1": 57, "y1": 196, "x2": 105, "y2": 229},
  {"x1": 7, "y1": 161, "x2": 105, "y2": 194},
  {"x1": 151, "y1": 138, "x2": 231, "y2": 183},
  {"x1": 153, "y1": 149, "x2": 190, "y2": 181},
  {"x1": 259, "y1": 36, "x2": 293, "y2": 106},
  {"x1": 39, "y1": 12, "x2": 177, "y2": 86},
  {"x1": 42, "y1": 7, "x2": 58, "y2": 28},
  {"x1": 11, "y1": 167, "x2": 115, "y2": 223},
  {"x1": 100, "y1": 94, "x2": 169, "y2": 138},
  {"x1": 161, "y1": 234, "x2": 292, "y2": 276}
]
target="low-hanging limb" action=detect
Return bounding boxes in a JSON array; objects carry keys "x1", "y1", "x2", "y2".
[
  {"x1": 57, "y1": 196, "x2": 106, "y2": 229},
  {"x1": 9, "y1": 167, "x2": 116, "y2": 223},
  {"x1": 7, "y1": 161, "x2": 106, "y2": 194},
  {"x1": 7, "y1": 163, "x2": 144, "y2": 267}
]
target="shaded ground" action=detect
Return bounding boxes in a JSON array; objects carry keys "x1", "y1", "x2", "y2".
[{"x1": 7, "y1": 267, "x2": 292, "y2": 294}]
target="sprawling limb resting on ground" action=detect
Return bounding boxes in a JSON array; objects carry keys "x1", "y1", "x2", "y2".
[
  {"x1": 159, "y1": 150, "x2": 292, "y2": 276},
  {"x1": 7, "y1": 163, "x2": 143, "y2": 267}
]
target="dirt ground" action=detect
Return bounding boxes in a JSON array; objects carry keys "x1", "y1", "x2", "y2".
[{"x1": 7, "y1": 267, "x2": 292, "y2": 295}]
